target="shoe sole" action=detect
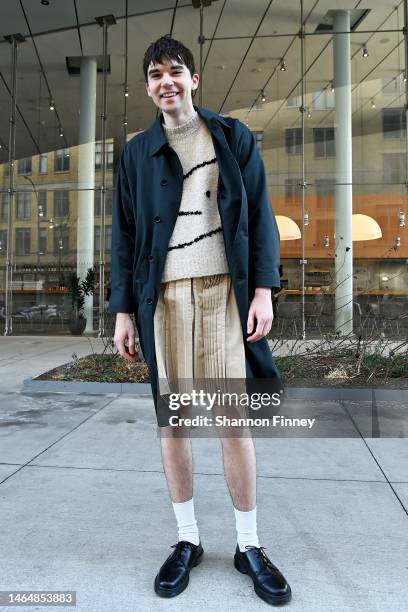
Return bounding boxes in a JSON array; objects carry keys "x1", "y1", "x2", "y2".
[
  {"x1": 234, "y1": 557, "x2": 292, "y2": 605},
  {"x1": 154, "y1": 548, "x2": 204, "y2": 598}
]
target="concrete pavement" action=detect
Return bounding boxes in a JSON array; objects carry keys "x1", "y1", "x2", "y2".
[{"x1": 0, "y1": 336, "x2": 407, "y2": 611}]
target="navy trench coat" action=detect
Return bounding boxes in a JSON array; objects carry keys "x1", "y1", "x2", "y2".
[{"x1": 109, "y1": 106, "x2": 282, "y2": 421}]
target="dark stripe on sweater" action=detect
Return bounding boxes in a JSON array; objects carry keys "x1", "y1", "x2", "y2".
[
  {"x1": 168, "y1": 226, "x2": 223, "y2": 251},
  {"x1": 178, "y1": 210, "x2": 202, "y2": 216},
  {"x1": 183, "y1": 157, "x2": 217, "y2": 181}
]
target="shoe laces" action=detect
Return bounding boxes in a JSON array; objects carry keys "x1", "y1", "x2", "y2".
[
  {"x1": 170, "y1": 541, "x2": 195, "y2": 566},
  {"x1": 244, "y1": 546, "x2": 277, "y2": 572},
  {"x1": 170, "y1": 541, "x2": 195, "y2": 550}
]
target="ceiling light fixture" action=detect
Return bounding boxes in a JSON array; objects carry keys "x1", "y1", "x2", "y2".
[
  {"x1": 279, "y1": 58, "x2": 286, "y2": 72},
  {"x1": 371, "y1": 98, "x2": 375, "y2": 108},
  {"x1": 261, "y1": 91, "x2": 266, "y2": 103},
  {"x1": 362, "y1": 45, "x2": 369, "y2": 58},
  {"x1": 123, "y1": 117, "x2": 128, "y2": 126},
  {"x1": 352, "y1": 214, "x2": 382, "y2": 241},
  {"x1": 324, "y1": 235, "x2": 330, "y2": 247},
  {"x1": 330, "y1": 81, "x2": 334, "y2": 92},
  {"x1": 275, "y1": 216, "x2": 301, "y2": 240},
  {"x1": 49, "y1": 98, "x2": 55, "y2": 111},
  {"x1": 307, "y1": 108, "x2": 311, "y2": 118},
  {"x1": 124, "y1": 86, "x2": 129, "y2": 97},
  {"x1": 399, "y1": 210, "x2": 405, "y2": 227},
  {"x1": 58, "y1": 127, "x2": 63, "y2": 137}
]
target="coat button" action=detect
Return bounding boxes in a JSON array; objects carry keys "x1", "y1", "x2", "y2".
[
  {"x1": 154, "y1": 215, "x2": 161, "y2": 223},
  {"x1": 146, "y1": 297, "x2": 153, "y2": 304},
  {"x1": 160, "y1": 178, "x2": 168, "y2": 186},
  {"x1": 148, "y1": 255, "x2": 154, "y2": 262}
]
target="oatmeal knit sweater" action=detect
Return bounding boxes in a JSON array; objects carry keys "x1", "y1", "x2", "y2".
[{"x1": 161, "y1": 112, "x2": 229, "y2": 283}]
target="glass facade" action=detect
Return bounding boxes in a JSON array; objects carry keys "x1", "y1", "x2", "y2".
[{"x1": 0, "y1": 2, "x2": 407, "y2": 337}]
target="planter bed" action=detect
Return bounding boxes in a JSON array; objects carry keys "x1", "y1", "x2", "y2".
[{"x1": 22, "y1": 352, "x2": 408, "y2": 401}]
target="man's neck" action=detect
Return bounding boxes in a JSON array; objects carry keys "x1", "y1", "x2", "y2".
[{"x1": 162, "y1": 105, "x2": 196, "y2": 128}]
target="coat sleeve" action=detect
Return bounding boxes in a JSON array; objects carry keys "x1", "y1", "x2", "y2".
[
  {"x1": 235, "y1": 122, "x2": 281, "y2": 289},
  {"x1": 109, "y1": 146, "x2": 136, "y2": 313}
]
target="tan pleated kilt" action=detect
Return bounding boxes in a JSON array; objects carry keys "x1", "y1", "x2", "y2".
[{"x1": 153, "y1": 273, "x2": 247, "y2": 405}]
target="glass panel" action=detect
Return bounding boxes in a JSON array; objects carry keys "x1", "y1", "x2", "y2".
[
  {"x1": 54, "y1": 149, "x2": 70, "y2": 173},
  {"x1": 0, "y1": 149, "x2": 115, "y2": 333},
  {"x1": 0, "y1": 2, "x2": 407, "y2": 339},
  {"x1": 39, "y1": 153, "x2": 48, "y2": 175}
]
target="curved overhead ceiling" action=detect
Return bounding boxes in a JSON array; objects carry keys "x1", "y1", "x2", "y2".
[{"x1": 0, "y1": 0, "x2": 403, "y2": 161}]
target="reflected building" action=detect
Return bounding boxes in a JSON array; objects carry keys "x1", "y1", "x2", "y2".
[{"x1": 0, "y1": 1, "x2": 407, "y2": 337}]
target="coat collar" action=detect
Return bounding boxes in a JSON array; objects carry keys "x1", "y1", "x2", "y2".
[{"x1": 147, "y1": 105, "x2": 231, "y2": 156}]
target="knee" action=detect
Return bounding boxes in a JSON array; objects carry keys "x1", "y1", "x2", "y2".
[
  {"x1": 220, "y1": 435, "x2": 254, "y2": 453},
  {"x1": 159, "y1": 424, "x2": 190, "y2": 440}
]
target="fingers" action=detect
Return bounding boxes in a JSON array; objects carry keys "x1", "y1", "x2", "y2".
[
  {"x1": 247, "y1": 318, "x2": 265, "y2": 342},
  {"x1": 128, "y1": 333, "x2": 135, "y2": 355},
  {"x1": 263, "y1": 311, "x2": 274, "y2": 337},
  {"x1": 247, "y1": 312, "x2": 273, "y2": 343},
  {"x1": 115, "y1": 336, "x2": 129, "y2": 360},
  {"x1": 121, "y1": 343, "x2": 137, "y2": 362},
  {"x1": 114, "y1": 331, "x2": 136, "y2": 363},
  {"x1": 247, "y1": 308, "x2": 255, "y2": 335},
  {"x1": 124, "y1": 340, "x2": 136, "y2": 362}
]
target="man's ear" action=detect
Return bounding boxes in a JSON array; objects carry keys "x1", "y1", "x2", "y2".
[
  {"x1": 191, "y1": 73, "x2": 200, "y2": 91},
  {"x1": 145, "y1": 82, "x2": 151, "y2": 97}
]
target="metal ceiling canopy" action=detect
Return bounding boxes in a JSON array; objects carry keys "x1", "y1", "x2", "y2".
[
  {"x1": 0, "y1": 0, "x2": 404, "y2": 163},
  {"x1": 66, "y1": 55, "x2": 111, "y2": 75},
  {"x1": 314, "y1": 9, "x2": 370, "y2": 33},
  {"x1": 191, "y1": 0, "x2": 219, "y2": 7}
]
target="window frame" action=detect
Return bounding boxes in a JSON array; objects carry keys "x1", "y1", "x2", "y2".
[{"x1": 54, "y1": 148, "x2": 70, "y2": 173}]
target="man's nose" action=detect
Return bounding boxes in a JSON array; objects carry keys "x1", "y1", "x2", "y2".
[{"x1": 160, "y1": 73, "x2": 174, "y2": 86}]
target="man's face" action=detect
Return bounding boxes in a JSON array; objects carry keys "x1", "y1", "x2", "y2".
[{"x1": 145, "y1": 58, "x2": 199, "y2": 116}]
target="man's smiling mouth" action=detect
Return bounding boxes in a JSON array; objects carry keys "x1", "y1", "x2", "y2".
[{"x1": 160, "y1": 92, "x2": 179, "y2": 98}]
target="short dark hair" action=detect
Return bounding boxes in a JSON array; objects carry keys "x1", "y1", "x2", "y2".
[{"x1": 143, "y1": 36, "x2": 196, "y2": 82}]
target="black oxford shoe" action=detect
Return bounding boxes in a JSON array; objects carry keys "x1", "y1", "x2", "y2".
[
  {"x1": 154, "y1": 540, "x2": 204, "y2": 598},
  {"x1": 234, "y1": 545, "x2": 292, "y2": 605}
]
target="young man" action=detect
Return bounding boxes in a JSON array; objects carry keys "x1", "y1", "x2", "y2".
[{"x1": 109, "y1": 36, "x2": 291, "y2": 606}]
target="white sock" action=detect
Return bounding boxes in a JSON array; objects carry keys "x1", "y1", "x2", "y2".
[
  {"x1": 234, "y1": 506, "x2": 260, "y2": 552},
  {"x1": 172, "y1": 498, "x2": 200, "y2": 546}
]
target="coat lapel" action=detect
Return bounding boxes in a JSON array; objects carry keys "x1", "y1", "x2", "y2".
[{"x1": 202, "y1": 118, "x2": 243, "y2": 253}]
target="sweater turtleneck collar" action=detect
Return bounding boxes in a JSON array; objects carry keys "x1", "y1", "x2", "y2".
[{"x1": 162, "y1": 111, "x2": 201, "y2": 141}]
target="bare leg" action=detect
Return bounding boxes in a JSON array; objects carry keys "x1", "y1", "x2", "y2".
[
  {"x1": 159, "y1": 404, "x2": 193, "y2": 502},
  {"x1": 220, "y1": 436, "x2": 257, "y2": 511},
  {"x1": 159, "y1": 432, "x2": 193, "y2": 502}
]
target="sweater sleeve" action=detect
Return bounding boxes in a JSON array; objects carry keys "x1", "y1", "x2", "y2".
[
  {"x1": 235, "y1": 122, "x2": 281, "y2": 289},
  {"x1": 109, "y1": 147, "x2": 136, "y2": 313}
]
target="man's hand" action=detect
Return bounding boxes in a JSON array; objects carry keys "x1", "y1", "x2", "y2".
[
  {"x1": 114, "y1": 313, "x2": 137, "y2": 362},
  {"x1": 246, "y1": 288, "x2": 273, "y2": 343}
]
